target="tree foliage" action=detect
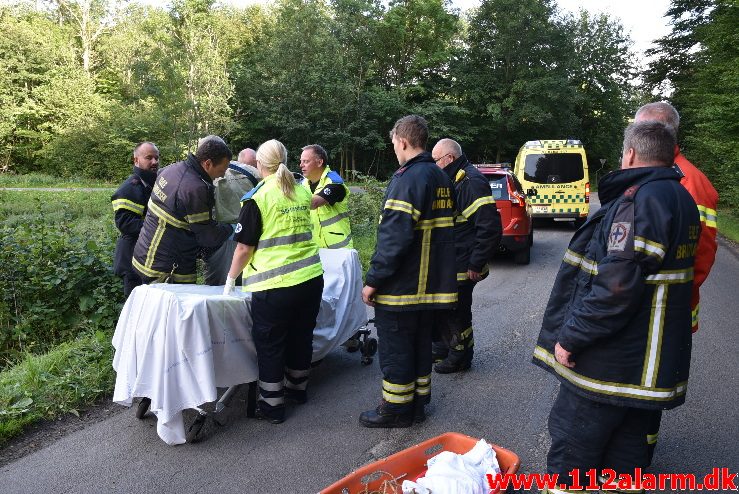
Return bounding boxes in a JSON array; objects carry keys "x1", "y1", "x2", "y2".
[
  {"x1": 645, "y1": 0, "x2": 739, "y2": 207},
  {"x1": 1, "y1": 0, "x2": 645, "y2": 180}
]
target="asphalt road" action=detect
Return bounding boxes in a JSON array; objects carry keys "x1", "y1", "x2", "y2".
[{"x1": 1, "y1": 195, "x2": 738, "y2": 493}]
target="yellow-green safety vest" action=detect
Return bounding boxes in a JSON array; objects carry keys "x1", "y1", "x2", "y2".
[
  {"x1": 303, "y1": 166, "x2": 353, "y2": 249},
  {"x1": 242, "y1": 175, "x2": 323, "y2": 292}
]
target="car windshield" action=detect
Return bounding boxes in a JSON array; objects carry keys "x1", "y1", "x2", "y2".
[
  {"x1": 523, "y1": 153, "x2": 584, "y2": 184},
  {"x1": 487, "y1": 175, "x2": 510, "y2": 200}
]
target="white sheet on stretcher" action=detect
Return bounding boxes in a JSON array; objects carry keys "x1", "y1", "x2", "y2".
[{"x1": 112, "y1": 248, "x2": 368, "y2": 445}]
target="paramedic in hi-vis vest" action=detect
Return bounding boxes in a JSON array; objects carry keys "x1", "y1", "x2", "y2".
[
  {"x1": 299, "y1": 144, "x2": 353, "y2": 249},
  {"x1": 224, "y1": 139, "x2": 324, "y2": 424}
]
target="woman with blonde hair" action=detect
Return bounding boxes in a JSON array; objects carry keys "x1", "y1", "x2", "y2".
[{"x1": 224, "y1": 139, "x2": 324, "y2": 423}]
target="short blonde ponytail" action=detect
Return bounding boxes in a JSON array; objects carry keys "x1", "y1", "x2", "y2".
[{"x1": 256, "y1": 139, "x2": 295, "y2": 200}]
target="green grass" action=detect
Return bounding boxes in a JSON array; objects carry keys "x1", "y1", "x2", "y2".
[
  {"x1": 0, "y1": 331, "x2": 115, "y2": 446},
  {"x1": 0, "y1": 189, "x2": 115, "y2": 241},
  {"x1": 718, "y1": 209, "x2": 739, "y2": 244},
  {"x1": 0, "y1": 173, "x2": 115, "y2": 189}
]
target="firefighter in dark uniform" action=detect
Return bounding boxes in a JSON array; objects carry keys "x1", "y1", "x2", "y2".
[
  {"x1": 360, "y1": 115, "x2": 457, "y2": 428},
  {"x1": 111, "y1": 142, "x2": 159, "y2": 297},
  {"x1": 133, "y1": 136, "x2": 234, "y2": 283},
  {"x1": 533, "y1": 122, "x2": 700, "y2": 492},
  {"x1": 431, "y1": 138, "x2": 502, "y2": 373},
  {"x1": 224, "y1": 139, "x2": 323, "y2": 424}
]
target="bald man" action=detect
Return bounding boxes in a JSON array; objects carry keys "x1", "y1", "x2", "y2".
[
  {"x1": 111, "y1": 142, "x2": 160, "y2": 297},
  {"x1": 430, "y1": 138, "x2": 502, "y2": 373},
  {"x1": 203, "y1": 147, "x2": 262, "y2": 285}
]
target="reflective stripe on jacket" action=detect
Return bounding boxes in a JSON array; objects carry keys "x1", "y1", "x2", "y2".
[
  {"x1": 533, "y1": 166, "x2": 699, "y2": 410},
  {"x1": 444, "y1": 155, "x2": 502, "y2": 282},
  {"x1": 111, "y1": 167, "x2": 154, "y2": 276},
  {"x1": 365, "y1": 152, "x2": 457, "y2": 311},
  {"x1": 303, "y1": 166, "x2": 353, "y2": 249},
  {"x1": 241, "y1": 174, "x2": 323, "y2": 292},
  {"x1": 132, "y1": 154, "x2": 232, "y2": 281}
]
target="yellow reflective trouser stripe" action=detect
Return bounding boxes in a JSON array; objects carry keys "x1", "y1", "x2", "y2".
[
  {"x1": 383, "y1": 391, "x2": 414, "y2": 403},
  {"x1": 148, "y1": 200, "x2": 190, "y2": 229},
  {"x1": 382, "y1": 380, "x2": 414, "y2": 394},
  {"x1": 563, "y1": 249, "x2": 598, "y2": 275},
  {"x1": 415, "y1": 375, "x2": 430, "y2": 386},
  {"x1": 697, "y1": 205, "x2": 717, "y2": 228},
  {"x1": 185, "y1": 211, "x2": 210, "y2": 223},
  {"x1": 112, "y1": 199, "x2": 145, "y2": 216},
  {"x1": 460, "y1": 326, "x2": 472, "y2": 339},
  {"x1": 642, "y1": 284, "x2": 667, "y2": 387},
  {"x1": 647, "y1": 432, "x2": 659, "y2": 445},
  {"x1": 462, "y1": 195, "x2": 495, "y2": 218},
  {"x1": 645, "y1": 268, "x2": 693, "y2": 284},
  {"x1": 415, "y1": 374, "x2": 431, "y2": 396},
  {"x1": 382, "y1": 378, "x2": 415, "y2": 404},
  {"x1": 533, "y1": 346, "x2": 687, "y2": 401},
  {"x1": 374, "y1": 293, "x2": 458, "y2": 305},
  {"x1": 634, "y1": 236, "x2": 666, "y2": 261},
  {"x1": 131, "y1": 258, "x2": 197, "y2": 283},
  {"x1": 385, "y1": 199, "x2": 421, "y2": 222},
  {"x1": 145, "y1": 218, "x2": 166, "y2": 268},
  {"x1": 692, "y1": 304, "x2": 699, "y2": 327}
]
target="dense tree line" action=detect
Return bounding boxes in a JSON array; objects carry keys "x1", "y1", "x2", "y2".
[
  {"x1": 645, "y1": 0, "x2": 738, "y2": 208},
  {"x1": 0, "y1": 0, "x2": 653, "y2": 181}
]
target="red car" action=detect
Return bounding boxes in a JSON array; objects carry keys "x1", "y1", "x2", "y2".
[{"x1": 475, "y1": 164, "x2": 534, "y2": 264}]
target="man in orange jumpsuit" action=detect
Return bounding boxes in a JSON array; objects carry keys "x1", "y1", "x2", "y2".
[{"x1": 634, "y1": 101, "x2": 719, "y2": 464}]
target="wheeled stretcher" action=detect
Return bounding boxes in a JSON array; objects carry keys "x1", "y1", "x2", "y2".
[{"x1": 112, "y1": 248, "x2": 372, "y2": 445}]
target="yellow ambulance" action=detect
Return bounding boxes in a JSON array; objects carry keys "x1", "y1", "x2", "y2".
[{"x1": 513, "y1": 139, "x2": 590, "y2": 226}]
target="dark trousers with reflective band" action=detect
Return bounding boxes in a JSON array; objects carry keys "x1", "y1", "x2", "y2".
[
  {"x1": 375, "y1": 308, "x2": 434, "y2": 414},
  {"x1": 432, "y1": 283, "x2": 475, "y2": 360},
  {"x1": 251, "y1": 275, "x2": 323, "y2": 419},
  {"x1": 646, "y1": 409, "x2": 662, "y2": 466},
  {"x1": 547, "y1": 386, "x2": 651, "y2": 488}
]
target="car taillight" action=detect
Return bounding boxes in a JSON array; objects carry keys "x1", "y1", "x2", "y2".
[
  {"x1": 585, "y1": 182, "x2": 590, "y2": 203},
  {"x1": 511, "y1": 190, "x2": 525, "y2": 205}
]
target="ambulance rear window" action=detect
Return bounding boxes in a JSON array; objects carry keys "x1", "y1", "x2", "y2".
[
  {"x1": 487, "y1": 175, "x2": 509, "y2": 200},
  {"x1": 524, "y1": 153, "x2": 584, "y2": 184}
]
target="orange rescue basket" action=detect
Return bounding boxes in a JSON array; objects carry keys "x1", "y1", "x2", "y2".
[{"x1": 321, "y1": 432, "x2": 521, "y2": 494}]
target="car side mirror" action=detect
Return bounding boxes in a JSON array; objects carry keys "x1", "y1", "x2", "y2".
[{"x1": 526, "y1": 188, "x2": 537, "y2": 196}]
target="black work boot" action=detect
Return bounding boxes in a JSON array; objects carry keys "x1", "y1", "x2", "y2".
[
  {"x1": 434, "y1": 349, "x2": 472, "y2": 374},
  {"x1": 431, "y1": 341, "x2": 449, "y2": 363},
  {"x1": 359, "y1": 401, "x2": 413, "y2": 428}
]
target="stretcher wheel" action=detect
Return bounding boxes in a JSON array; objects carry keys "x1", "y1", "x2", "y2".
[
  {"x1": 364, "y1": 337, "x2": 378, "y2": 357},
  {"x1": 135, "y1": 397, "x2": 151, "y2": 419},
  {"x1": 345, "y1": 338, "x2": 361, "y2": 353},
  {"x1": 186, "y1": 414, "x2": 207, "y2": 443}
]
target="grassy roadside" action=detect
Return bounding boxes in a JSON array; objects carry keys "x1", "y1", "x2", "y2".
[
  {"x1": 0, "y1": 173, "x2": 115, "y2": 189},
  {"x1": 0, "y1": 331, "x2": 115, "y2": 446},
  {"x1": 718, "y1": 209, "x2": 739, "y2": 244}
]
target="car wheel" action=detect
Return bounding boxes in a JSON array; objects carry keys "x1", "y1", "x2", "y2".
[
  {"x1": 528, "y1": 229, "x2": 534, "y2": 246},
  {"x1": 514, "y1": 246, "x2": 531, "y2": 265}
]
